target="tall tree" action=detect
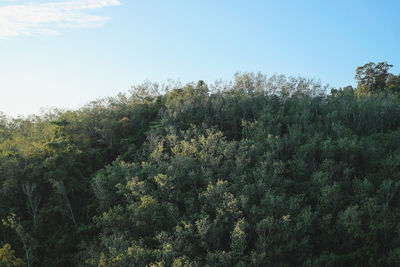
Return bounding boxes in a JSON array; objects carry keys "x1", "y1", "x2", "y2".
[{"x1": 355, "y1": 62, "x2": 393, "y2": 94}]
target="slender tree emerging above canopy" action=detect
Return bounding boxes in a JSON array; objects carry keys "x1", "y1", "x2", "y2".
[{"x1": 1, "y1": 63, "x2": 400, "y2": 266}]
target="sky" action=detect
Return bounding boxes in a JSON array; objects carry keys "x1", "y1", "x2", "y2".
[{"x1": 1, "y1": 0, "x2": 400, "y2": 116}]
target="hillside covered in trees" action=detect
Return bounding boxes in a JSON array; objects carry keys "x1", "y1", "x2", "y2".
[{"x1": 1, "y1": 62, "x2": 400, "y2": 266}]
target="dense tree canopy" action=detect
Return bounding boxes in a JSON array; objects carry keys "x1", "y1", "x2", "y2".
[{"x1": 1, "y1": 63, "x2": 400, "y2": 266}]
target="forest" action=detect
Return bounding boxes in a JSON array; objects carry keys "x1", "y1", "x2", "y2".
[{"x1": 1, "y1": 62, "x2": 400, "y2": 266}]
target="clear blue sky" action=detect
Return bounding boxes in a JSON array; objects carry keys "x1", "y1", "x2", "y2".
[{"x1": 1, "y1": 0, "x2": 400, "y2": 116}]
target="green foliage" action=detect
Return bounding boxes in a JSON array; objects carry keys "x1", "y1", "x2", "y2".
[
  {"x1": 355, "y1": 61, "x2": 398, "y2": 95},
  {"x1": 0, "y1": 244, "x2": 25, "y2": 267},
  {"x1": 0, "y1": 63, "x2": 400, "y2": 266}
]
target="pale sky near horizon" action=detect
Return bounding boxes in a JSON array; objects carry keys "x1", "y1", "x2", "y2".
[{"x1": 1, "y1": 0, "x2": 399, "y2": 117}]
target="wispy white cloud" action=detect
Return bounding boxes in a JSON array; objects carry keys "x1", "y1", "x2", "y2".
[{"x1": 0, "y1": 0, "x2": 121, "y2": 39}]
